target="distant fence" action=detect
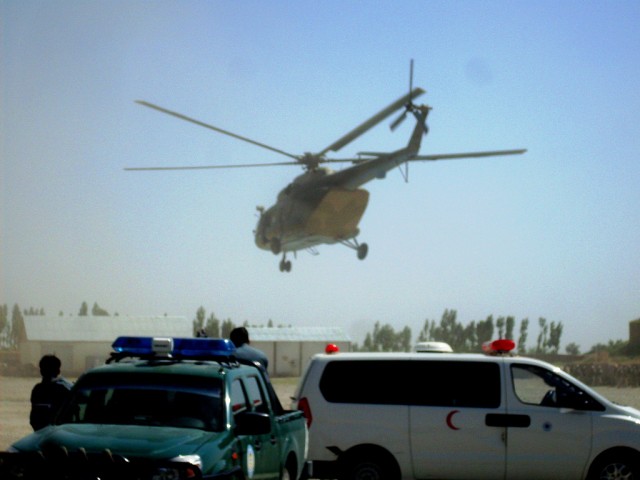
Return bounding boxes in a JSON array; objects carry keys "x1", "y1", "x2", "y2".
[{"x1": 564, "y1": 363, "x2": 640, "y2": 387}]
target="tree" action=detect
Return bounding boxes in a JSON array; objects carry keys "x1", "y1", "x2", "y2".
[
  {"x1": 193, "y1": 306, "x2": 206, "y2": 336},
  {"x1": 418, "y1": 318, "x2": 435, "y2": 343},
  {"x1": 536, "y1": 318, "x2": 548, "y2": 353},
  {"x1": 91, "y1": 302, "x2": 109, "y2": 316},
  {"x1": 565, "y1": 342, "x2": 581, "y2": 355},
  {"x1": 475, "y1": 316, "x2": 494, "y2": 349},
  {"x1": 0, "y1": 304, "x2": 7, "y2": 336},
  {"x1": 547, "y1": 321, "x2": 563, "y2": 354},
  {"x1": 205, "y1": 313, "x2": 220, "y2": 338},
  {"x1": 221, "y1": 319, "x2": 235, "y2": 338},
  {"x1": 399, "y1": 326, "x2": 412, "y2": 352},
  {"x1": 357, "y1": 321, "x2": 412, "y2": 352},
  {"x1": 79, "y1": 302, "x2": 89, "y2": 316},
  {"x1": 458, "y1": 321, "x2": 475, "y2": 352},
  {"x1": 496, "y1": 317, "x2": 505, "y2": 339},
  {"x1": 363, "y1": 332, "x2": 373, "y2": 351},
  {"x1": 10, "y1": 304, "x2": 26, "y2": 347},
  {"x1": 518, "y1": 318, "x2": 529, "y2": 354},
  {"x1": 373, "y1": 322, "x2": 397, "y2": 351},
  {"x1": 505, "y1": 316, "x2": 515, "y2": 340}
]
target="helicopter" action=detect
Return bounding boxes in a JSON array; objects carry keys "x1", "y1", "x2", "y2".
[{"x1": 127, "y1": 74, "x2": 526, "y2": 272}]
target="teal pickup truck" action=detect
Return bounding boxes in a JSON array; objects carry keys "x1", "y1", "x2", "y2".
[{"x1": 0, "y1": 336, "x2": 308, "y2": 480}]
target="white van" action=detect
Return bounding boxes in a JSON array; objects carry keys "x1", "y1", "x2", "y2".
[{"x1": 293, "y1": 341, "x2": 640, "y2": 480}]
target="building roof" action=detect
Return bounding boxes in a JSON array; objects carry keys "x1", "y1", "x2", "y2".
[
  {"x1": 247, "y1": 326, "x2": 351, "y2": 342},
  {"x1": 23, "y1": 316, "x2": 191, "y2": 342}
]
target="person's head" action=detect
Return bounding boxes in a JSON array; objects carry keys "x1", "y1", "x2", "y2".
[
  {"x1": 39, "y1": 354, "x2": 61, "y2": 379},
  {"x1": 230, "y1": 327, "x2": 249, "y2": 347}
]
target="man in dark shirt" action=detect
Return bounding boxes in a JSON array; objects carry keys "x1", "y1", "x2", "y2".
[
  {"x1": 30, "y1": 354, "x2": 73, "y2": 430},
  {"x1": 230, "y1": 327, "x2": 269, "y2": 369}
]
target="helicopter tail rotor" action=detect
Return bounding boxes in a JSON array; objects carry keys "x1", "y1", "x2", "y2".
[
  {"x1": 390, "y1": 59, "x2": 430, "y2": 133},
  {"x1": 389, "y1": 110, "x2": 408, "y2": 132}
]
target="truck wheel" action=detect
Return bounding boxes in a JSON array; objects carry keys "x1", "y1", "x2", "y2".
[
  {"x1": 281, "y1": 459, "x2": 295, "y2": 480},
  {"x1": 588, "y1": 452, "x2": 639, "y2": 479}
]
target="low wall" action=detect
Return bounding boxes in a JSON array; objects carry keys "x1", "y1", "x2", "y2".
[{"x1": 564, "y1": 363, "x2": 640, "y2": 387}]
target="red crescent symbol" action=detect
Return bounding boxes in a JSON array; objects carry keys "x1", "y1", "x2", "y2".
[{"x1": 446, "y1": 410, "x2": 460, "y2": 430}]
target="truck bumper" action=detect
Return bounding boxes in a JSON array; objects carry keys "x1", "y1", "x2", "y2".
[{"x1": 0, "y1": 451, "x2": 240, "y2": 480}]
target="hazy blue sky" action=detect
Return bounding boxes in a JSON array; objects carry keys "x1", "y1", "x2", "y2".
[{"x1": 2, "y1": 0, "x2": 639, "y2": 351}]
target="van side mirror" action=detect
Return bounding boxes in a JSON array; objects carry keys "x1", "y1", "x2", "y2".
[
  {"x1": 556, "y1": 388, "x2": 602, "y2": 411},
  {"x1": 234, "y1": 411, "x2": 271, "y2": 435}
]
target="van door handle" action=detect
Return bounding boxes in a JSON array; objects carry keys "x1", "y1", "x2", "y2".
[{"x1": 486, "y1": 413, "x2": 531, "y2": 428}]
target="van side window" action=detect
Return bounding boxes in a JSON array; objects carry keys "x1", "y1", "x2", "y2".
[
  {"x1": 411, "y1": 362, "x2": 501, "y2": 408},
  {"x1": 319, "y1": 361, "x2": 410, "y2": 404},
  {"x1": 511, "y1": 364, "x2": 604, "y2": 411},
  {"x1": 319, "y1": 360, "x2": 500, "y2": 408}
]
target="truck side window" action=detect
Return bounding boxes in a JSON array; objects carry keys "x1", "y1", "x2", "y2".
[
  {"x1": 244, "y1": 375, "x2": 269, "y2": 414},
  {"x1": 230, "y1": 378, "x2": 249, "y2": 414},
  {"x1": 511, "y1": 364, "x2": 604, "y2": 411}
]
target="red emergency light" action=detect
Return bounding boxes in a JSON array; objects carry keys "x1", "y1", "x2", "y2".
[
  {"x1": 482, "y1": 339, "x2": 516, "y2": 355},
  {"x1": 325, "y1": 343, "x2": 339, "y2": 354}
]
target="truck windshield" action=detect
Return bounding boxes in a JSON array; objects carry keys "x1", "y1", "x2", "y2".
[{"x1": 58, "y1": 372, "x2": 223, "y2": 431}]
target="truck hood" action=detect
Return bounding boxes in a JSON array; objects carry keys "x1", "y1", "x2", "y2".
[{"x1": 12, "y1": 423, "x2": 223, "y2": 459}]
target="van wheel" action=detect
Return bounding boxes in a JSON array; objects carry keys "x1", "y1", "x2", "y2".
[
  {"x1": 588, "y1": 452, "x2": 639, "y2": 479},
  {"x1": 342, "y1": 458, "x2": 397, "y2": 480},
  {"x1": 345, "y1": 460, "x2": 384, "y2": 480}
]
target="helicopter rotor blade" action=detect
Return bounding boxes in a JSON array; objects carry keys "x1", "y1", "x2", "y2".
[
  {"x1": 318, "y1": 87, "x2": 425, "y2": 156},
  {"x1": 124, "y1": 161, "x2": 301, "y2": 171},
  {"x1": 390, "y1": 59, "x2": 420, "y2": 132},
  {"x1": 411, "y1": 149, "x2": 527, "y2": 161},
  {"x1": 389, "y1": 111, "x2": 407, "y2": 131},
  {"x1": 124, "y1": 157, "x2": 371, "y2": 171},
  {"x1": 409, "y1": 59, "x2": 414, "y2": 98},
  {"x1": 136, "y1": 101, "x2": 300, "y2": 161}
]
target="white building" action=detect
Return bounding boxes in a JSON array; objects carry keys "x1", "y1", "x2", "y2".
[
  {"x1": 21, "y1": 315, "x2": 191, "y2": 375},
  {"x1": 248, "y1": 326, "x2": 351, "y2": 377}
]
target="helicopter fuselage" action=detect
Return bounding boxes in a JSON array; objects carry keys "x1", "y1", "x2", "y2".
[{"x1": 254, "y1": 171, "x2": 370, "y2": 254}]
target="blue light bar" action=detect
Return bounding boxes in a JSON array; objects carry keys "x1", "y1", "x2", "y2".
[
  {"x1": 112, "y1": 336, "x2": 236, "y2": 358},
  {"x1": 113, "y1": 336, "x2": 154, "y2": 354},
  {"x1": 174, "y1": 338, "x2": 236, "y2": 358}
]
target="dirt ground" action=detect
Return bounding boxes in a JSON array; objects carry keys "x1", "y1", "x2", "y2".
[{"x1": 2, "y1": 375, "x2": 638, "y2": 450}]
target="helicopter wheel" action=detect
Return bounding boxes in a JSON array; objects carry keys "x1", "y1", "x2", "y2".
[
  {"x1": 357, "y1": 243, "x2": 368, "y2": 260},
  {"x1": 279, "y1": 258, "x2": 292, "y2": 272},
  {"x1": 270, "y1": 238, "x2": 281, "y2": 255}
]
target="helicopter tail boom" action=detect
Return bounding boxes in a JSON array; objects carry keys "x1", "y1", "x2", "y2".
[{"x1": 318, "y1": 88, "x2": 425, "y2": 156}]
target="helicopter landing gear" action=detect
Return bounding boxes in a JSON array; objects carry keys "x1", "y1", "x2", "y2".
[
  {"x1": 340, "y1": 238, "x2": 369, "y2": 260},
  {"x1": 279, "y1": 255, "x2": 292, "y2": 272},
  {"x1": 357, "y1": 242, "x2": 368, "y2": 260}
]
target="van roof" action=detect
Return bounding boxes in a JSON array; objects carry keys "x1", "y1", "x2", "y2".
[{"x1": 313, "y1": 352, "x2": 495, "y2": 362}]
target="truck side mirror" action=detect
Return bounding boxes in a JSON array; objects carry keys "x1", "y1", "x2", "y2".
[{"x1": 235, "y1": 411, "x2": 271, "y2": 435}]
